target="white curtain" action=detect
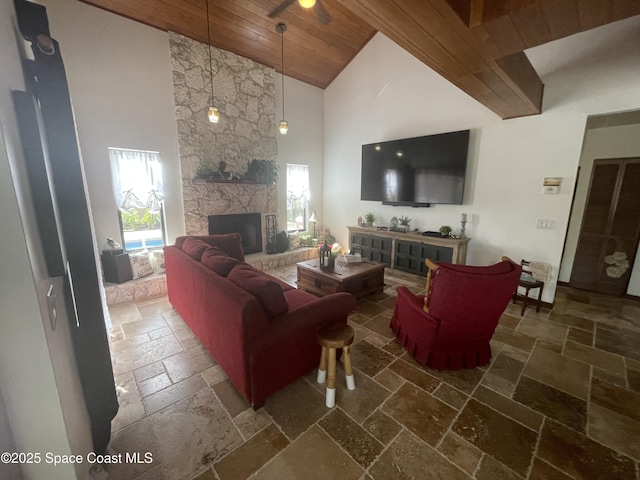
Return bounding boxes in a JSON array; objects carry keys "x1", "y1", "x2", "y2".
[
  {"x1": 109, "y1": 148, "x2": 164, "y2": 213},
  {"x1": 286, "y1": 164, "x2": 310, "y2": 209}
]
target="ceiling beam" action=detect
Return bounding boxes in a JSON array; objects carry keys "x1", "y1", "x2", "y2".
[
  {"x1": 337, "y1": 0, "x2": 543, "y2": 118},
  {"x1": 337, "y1": 0, "x2": 639, "y2": 119},
  {"x1": 340, "y1": 0, "x2": 543, "y2": 118}
]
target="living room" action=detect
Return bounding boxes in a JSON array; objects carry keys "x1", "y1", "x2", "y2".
[
  {"x1": 1, "y1": 0, "x2": 639, "y2": 479},
  {"x1": 30, "y1": 0, "x2": 640, "y2": 304}
]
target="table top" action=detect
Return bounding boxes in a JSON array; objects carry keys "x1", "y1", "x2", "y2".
[{"x1": 297, "y1": 258, "x2": 385, "y2": 280}]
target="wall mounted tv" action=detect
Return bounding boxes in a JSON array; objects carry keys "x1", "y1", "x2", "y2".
[{"x1": 361, "y1": 129, "x2": 470, "y2": 207}]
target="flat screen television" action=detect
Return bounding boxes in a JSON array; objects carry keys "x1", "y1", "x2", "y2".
[{"x1": 361, "y1": 129, "x2": 469, "y2": 206}]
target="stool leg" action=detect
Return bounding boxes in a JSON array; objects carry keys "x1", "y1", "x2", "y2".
[
  {"x1": 326, "y1": 348, "x2": 336, "y2": 408},
  {"x1": 343, "y1": 346, "x2": 355, "y2": 390},
  {"x1": 317, "y1": 346, "x2": 327, "y2": 384}
]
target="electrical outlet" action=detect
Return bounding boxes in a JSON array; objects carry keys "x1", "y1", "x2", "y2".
[{"x1": 536, "y1": 219, "x2": 554, "y2": 230}]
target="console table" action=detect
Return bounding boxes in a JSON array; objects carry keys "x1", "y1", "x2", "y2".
[{"x1": 348, "y1": 226, "x2": 470, "y2": 277}]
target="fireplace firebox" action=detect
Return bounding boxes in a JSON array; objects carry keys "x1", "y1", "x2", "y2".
[{"x1": 208, "y1": 213, "x2": 262, "y2": 254}]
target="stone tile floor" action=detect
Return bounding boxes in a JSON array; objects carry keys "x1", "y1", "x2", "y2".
[{"x1": 104, "y1": 265, "x2": 640, "y2": 480}]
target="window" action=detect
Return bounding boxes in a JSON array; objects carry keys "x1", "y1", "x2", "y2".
[
  {"x1": 286, "y1": 164, "x2": 310, "y2": 232},
  {"x1": 109, "y1": 148, "x2": 165, "y2": 251}
]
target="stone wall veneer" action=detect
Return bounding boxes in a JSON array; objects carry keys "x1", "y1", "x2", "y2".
[{"x1": 169, "y1": 32, "x2": 278, "y2": 239}]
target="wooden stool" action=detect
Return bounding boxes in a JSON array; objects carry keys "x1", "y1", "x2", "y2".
[{"x1": 316, "y1": 323, "x2": 355, "y2": 408}]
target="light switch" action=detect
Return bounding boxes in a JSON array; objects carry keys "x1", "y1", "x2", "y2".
[{"x1": 536, "y1": 219, "x2": 554, "y2": 230}]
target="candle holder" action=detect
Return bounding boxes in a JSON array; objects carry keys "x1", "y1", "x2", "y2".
[{"x1": 460, "y1": 219, "x2": 467, "y2": 238}]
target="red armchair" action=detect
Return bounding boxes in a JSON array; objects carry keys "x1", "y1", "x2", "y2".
[{"x1": 390, "y1": 257, "x2": 521, "y2": 370}]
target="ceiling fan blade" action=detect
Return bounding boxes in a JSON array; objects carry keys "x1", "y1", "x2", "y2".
[
  {"x1": 268, "y1": 0, "x2": 297, "y2": 19},
  {"x1": 315, "y1": 0, "x2": 332, "y2": 24}
]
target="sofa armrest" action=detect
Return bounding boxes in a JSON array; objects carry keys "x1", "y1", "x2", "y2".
[
  {"x1": 247, "y1": 292, "x2": 357, "y2": 405},
  {"x1": 253, "y1": 292, "x2": 357, "y2": 348}
]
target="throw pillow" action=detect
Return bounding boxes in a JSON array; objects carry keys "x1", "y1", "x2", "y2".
[
  {"x1": 129, "y1": 252, "x2": 154, "y2": 279},
  {"x1": 227, "y1": 264, "x2": 288, "y2": 317},
  {"x1": 151, "y1": 250, "x2": 166, "y2": 274},
  {"x1": 181, "y1": 237, "x2": 211, "y2": 261},
  {"x1": 175, "y1": 233, "x2": 245, "y2": 262},
  {"x1": 276, "y1": 231, "x2": 288, "y2": 253},
  {"x1": 201, "y1": 247, "x2": 239, "y2": 276}
]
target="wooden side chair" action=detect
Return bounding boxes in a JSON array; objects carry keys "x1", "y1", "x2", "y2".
[{"x1": 512, "y1": 259, "x2": 545, "y2": 315}]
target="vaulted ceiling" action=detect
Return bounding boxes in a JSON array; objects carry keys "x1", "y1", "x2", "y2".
[{"x1": 79, "y1": 0, "x2": 639, "y2": 119}]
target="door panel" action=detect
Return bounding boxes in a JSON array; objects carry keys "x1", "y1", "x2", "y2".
[
  {"x1": 571, "y1": 158, "x2": 640, "y2": 295},
  {"x1": 611, "y1": 162, "x2": 640, "y2": 237},
  {"x1": 580, "y1": 163, "x2": 618, "y2": 234}
]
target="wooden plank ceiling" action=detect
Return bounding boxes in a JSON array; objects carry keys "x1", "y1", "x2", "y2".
[{"x1": 79, "y1": 0, "x2": 639, "y2": 119}]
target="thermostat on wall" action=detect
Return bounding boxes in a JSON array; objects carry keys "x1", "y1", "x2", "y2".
[{"x1": 543, "y1": 177, "x2": 561, "y2": 195}]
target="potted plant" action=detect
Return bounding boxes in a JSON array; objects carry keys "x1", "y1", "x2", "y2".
[
  {"x1": 439, "y1": 225, "x2": 452, "y2": 237},
  {"x1": 196, "y1": 161, "x2": 216, "y2": 179},
  {"x1": 398, "y1": 215, "x2": 411, "y2": 232},
  {"x1": 245, "y1": 159, "x2": 279, "y2": 185},
  {"x1": 363, "y1": 212, "x2": 377, "y2": 227}
]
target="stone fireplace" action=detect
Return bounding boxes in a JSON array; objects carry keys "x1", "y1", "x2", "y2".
[{"x1": 169, "y1": 32, "x2": 278, "y2": 252}]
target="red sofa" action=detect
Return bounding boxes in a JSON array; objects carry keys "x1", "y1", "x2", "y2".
[
  {"x1": 164, "y1": 234, "x2": 357, "y2": 407},
  {"x1": 390, "y1": 259, "x2": 521, "y2": 370}
]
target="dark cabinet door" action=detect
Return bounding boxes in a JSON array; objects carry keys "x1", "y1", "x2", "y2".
[
  {"x1": 350, "y1": 233, "x2": 391, "y2": 265},
  {"x1": 419, "y1": 245, "x2": 453, "y2": 276},
  {"x1": 351, "y1": 233, "x2": 372, "y2": 261},
  {"x1": 395, "y1": 240, "x2": 423, "y2": 274},
  {"x1": 371, "y1": 235, "x2": 392, "y2": 266}
]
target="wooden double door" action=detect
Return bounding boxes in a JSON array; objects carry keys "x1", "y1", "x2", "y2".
[{"x1": 570, "y1": 158, "x2": 640, "y2": 295}]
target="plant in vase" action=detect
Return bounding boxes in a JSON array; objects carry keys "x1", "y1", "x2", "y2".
[
  {"x1": 245, "y1": 159, "x2": 279, "y2": 185},
  {"x1": 398, "y1": 215, "x2": 411, "y2": 232},
  {"x1": 439, "y1": 225, "x2": 452, "y2": 237},
  {"x1": 363, "y1": 212, "x2": 377, "y2": 228},
  {"x1": 196, "y1": 161, "x2": 216, "y2": 179}
]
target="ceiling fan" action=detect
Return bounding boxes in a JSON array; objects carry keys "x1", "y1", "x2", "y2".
[{"x1": 268, "y1": 0, "x2": 332, "y2": 25}]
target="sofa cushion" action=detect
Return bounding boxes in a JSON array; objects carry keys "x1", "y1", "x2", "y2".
[
  {"x1": 181, "y1": 237, "x2": 211, "y2": 261},
  {"x1": 228, "y1": 264, "x2": 288, "y2": 317},
  {"x1": 201, "y1": 247, "x2": 239, "y2": 276},
  {"x1": 175, "y1": 233, "x2": 245, "y2": 262}
]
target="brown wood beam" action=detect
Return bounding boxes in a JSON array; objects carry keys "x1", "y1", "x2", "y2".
[{"x1": 338, "y1": 0, "x2": 543, "y2": 118}]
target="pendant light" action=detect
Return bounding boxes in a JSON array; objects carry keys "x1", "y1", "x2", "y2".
[
  {"x1": 276, "y1": 22, "x2": 288, "y2": 135},
  {"x1": 205, "y1": 0, "x2": 220, "y2": 123},
  {"x1": 299, "y1": 0, "x2": 316, "y2": 8}
]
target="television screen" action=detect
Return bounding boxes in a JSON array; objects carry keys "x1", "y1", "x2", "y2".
[{"x1": 361, "y1": 130, "x2": 469, "y2": 206}]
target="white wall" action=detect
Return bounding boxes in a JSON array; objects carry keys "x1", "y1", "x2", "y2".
[
  {"x1": 275, "y1": 73, "x2": 325, "y2": 232},
  {"x1": 324, "y1": 20, "x2": 640, "y2": 303},
  {"x1": 40, "y1": 0, "x2": 184, "y2": 246},
  {"x1": 0, "y1": 1, "x2": 89, "y2": 478},
  {"x1": 559, "y1": 123, "x2": 640, "y2": 295}
]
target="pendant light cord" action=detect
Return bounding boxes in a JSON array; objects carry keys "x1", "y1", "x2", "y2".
[
  {"x1": 206, "y1": 0, "x2": 214, "y2": 106},
  {"x1": 281, "y1": 26, "x2": 285, "y2": 120}
]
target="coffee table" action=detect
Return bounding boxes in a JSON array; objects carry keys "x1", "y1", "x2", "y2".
[{"x1": 296, "y1": 258, "x2": 385, "y2": 298}]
